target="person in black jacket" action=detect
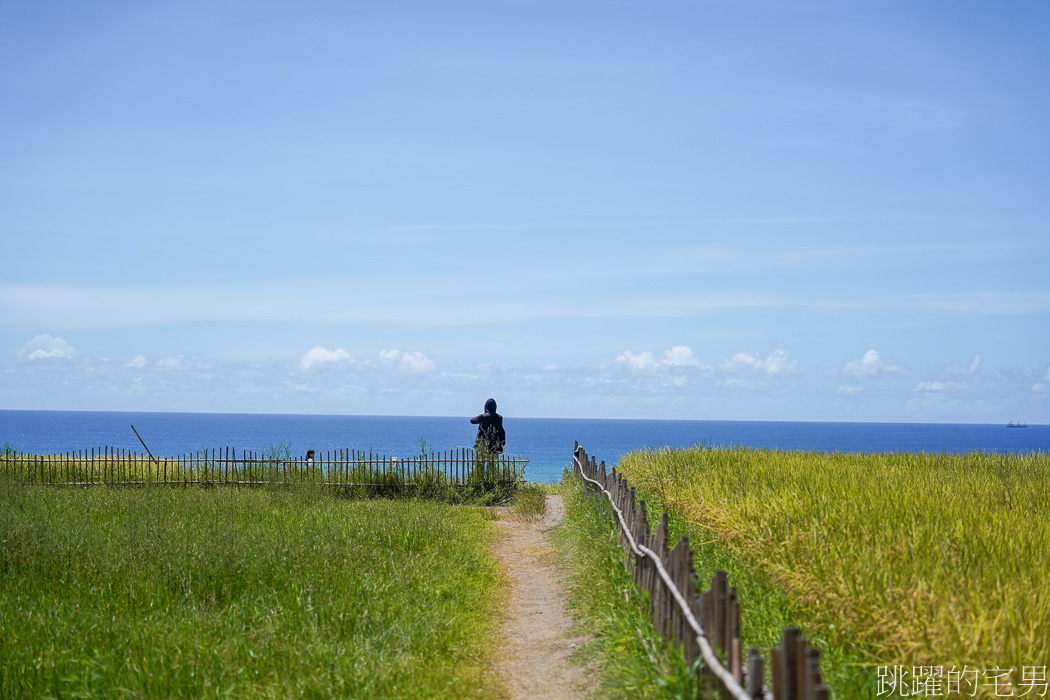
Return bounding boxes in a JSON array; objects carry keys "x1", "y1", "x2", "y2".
[{"x1": 470, "y1": 398, "x2": 506, "y2": 454}]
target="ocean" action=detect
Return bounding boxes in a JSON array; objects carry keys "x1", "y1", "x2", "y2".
[{"x1": 2, "y1": 410, "x2": 1047, "y2": 484}]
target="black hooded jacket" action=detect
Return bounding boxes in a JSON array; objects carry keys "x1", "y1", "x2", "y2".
[{"x1": 470, "y1": 398, "x2": 506, "y2": 453}]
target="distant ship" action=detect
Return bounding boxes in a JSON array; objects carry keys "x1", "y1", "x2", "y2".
[{"x1": 1007, "y1": 421, "x2": 1028, "y2": 428}]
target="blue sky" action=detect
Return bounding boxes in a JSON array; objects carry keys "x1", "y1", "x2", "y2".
[{"x1": 2, "y1": 0, "x2": 1048, "y2": 422}]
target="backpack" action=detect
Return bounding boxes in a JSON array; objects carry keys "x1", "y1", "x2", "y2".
[{"x1": 478, "y1": 418, "x2": 506, "y2": 453}]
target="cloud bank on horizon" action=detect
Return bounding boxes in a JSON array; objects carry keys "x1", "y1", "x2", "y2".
[
  {"x1": 7, "y1": 334, "x2": 1047, "y2": 423},
  {"x1": 1, "y1": 1, "x2": 1048, "y2": 423}
]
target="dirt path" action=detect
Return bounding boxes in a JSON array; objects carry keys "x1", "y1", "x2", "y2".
[{"x1": 493, "y1": 494, "x2": 593, "y2": 699}]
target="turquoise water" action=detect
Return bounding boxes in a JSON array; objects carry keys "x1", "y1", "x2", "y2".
[{"x1": 2, "y1": 410, "x2": 1047, "y2": 484}]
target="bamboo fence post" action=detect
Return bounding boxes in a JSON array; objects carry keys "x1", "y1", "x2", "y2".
[
  {"x1": 672, "y1": 537, "x2": 688, "y2": 648},
  {"x1": 715, "y1": 570, "x2": 729, "y2": 655},
  {"x1": 634, "y1": 500, "x2": 649, "y2": 591},
  {"x1": 772, "y1": 646, "x2": 784, "y2": 700},
  {"x1": 795, "y1": 635, "x2": 810, "y2": 700},
  {"x1": 672, "y1": 537, "x2": 693, "y2": 659},
  {"x1": 652, "y1": 513, "x2": 668, "y2": 635},
  {"x1": 747, "y1": 648, "x2": 764, "y2": 699},
  {"x1": 729, "y1": 585, "x2": 743, "y2": 683},
  {"x1": 807, "y1": 646, "x2": 823, "y2": 700},
  {"x1": 780, "y1": 627, "x2": 800, "y2": 700}
]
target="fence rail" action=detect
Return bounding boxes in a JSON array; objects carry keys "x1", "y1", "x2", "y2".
[
  {"x1": 1, "y1": 446, "x2": 527, "y2": 489},
  {"x1": 574, "y1": 442, "x2": 830, "y2": 700}
]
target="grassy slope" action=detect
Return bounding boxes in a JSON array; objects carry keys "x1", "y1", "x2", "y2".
[{"x1": 0, "y1": 482, "x2": 505, "y2": 699}]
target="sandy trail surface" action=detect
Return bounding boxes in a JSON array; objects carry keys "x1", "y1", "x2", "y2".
[{"x1": 492, "y1": 494, "x2": 593, "y2": 699}]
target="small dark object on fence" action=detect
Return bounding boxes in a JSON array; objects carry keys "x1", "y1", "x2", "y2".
[{"x1": 574, "y1": 442, "x2": 830, "y2": 700}]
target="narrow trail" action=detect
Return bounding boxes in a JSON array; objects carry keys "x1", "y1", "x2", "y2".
[{"x1": 492, "y1": 494, "x2": 593, "y2": 699}]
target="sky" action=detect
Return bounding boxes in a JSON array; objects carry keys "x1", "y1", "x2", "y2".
[{"x1": 2, "y1": 0, "x2": 1048, "y2": 423}]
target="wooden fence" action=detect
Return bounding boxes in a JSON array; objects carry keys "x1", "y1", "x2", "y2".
[
  {"x1": 0, "y1": 446, "x2": 527, "y2": 490},
  {"x1": 574, "y1": 443, "x2": 830, "y2": 700}
]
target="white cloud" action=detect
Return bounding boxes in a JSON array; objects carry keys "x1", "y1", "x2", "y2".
[
  {"x1": 617, "y1": 350, "x2": 658, "y2": 370},
  {"x1": 378, "y1": 349, "x2": 436, "y2": 373},
  {"x1": 914, "y1": 381, "x2": 967, "y2": 392},
  {"x1": 721, "y1": 349, "x2": 798, "y2": 377},
  {"x1": 843, "y1": 349, "x2": 901, "y2": 377},
  {"x1": 300, "y1": 346, "x2": 353, "y2": 370},
  {"x1": 838, "y1": 384, "x2": 862, "y2": 395},
  {"x1": 616, "y1": 345, "x2": 703, "y2": 371},
  {"x1": 16, "y1": 334, "x2": 76, "y2": 361},
  {"x1": 968, "y1": 354, "x2": 982, "y2": 375},
  {"x1": 125, "y1": 355, "x2": 147, "y2": 369},
  {"x1": 662, "y1": 345, "x2": 700, "y2": 367}
]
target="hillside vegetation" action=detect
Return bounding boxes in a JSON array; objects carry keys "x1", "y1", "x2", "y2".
[
  {"x1": 0, "y1": 482, "x2": 504, "y2": 698},
  {"x1": 617, "y1": 446, "x2": 1050, "y2": 697}
]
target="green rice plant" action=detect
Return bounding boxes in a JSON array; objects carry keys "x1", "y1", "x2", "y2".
[
  {"x1": 0, "y1": 481, "x2": 506, "y2": 698},
  {"x1": 554, "y1": 473, "x2": 703, "y2": 699},
  {"x1": 616, "y1": 446, "x2": 1050, "y2": 699}
]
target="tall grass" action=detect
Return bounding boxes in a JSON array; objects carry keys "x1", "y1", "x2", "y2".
[
  {"x1": 555, "y1": 473, "x2": 702, "y2": 698},
  {"x1": 0, "y1": 480, "x2": 505, "y2": 698},
  {"x1": 510, "y1": 483, "x2": 548, "y2": 521},
  {"x1": 617, "y1": 446, "x2": 1050, "y2": 697}
]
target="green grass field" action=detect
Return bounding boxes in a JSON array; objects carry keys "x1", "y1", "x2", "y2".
[
  {"x1": 616, "y1": 446, "x2": 1050, "y2": 698},
  {"x1": 0, "y1": 481, "x2": 505, "y2": 698}
]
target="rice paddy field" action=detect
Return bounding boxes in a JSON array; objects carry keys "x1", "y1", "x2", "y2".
[
  {"x1": 616, "y1": 446, "x2": 1050, "y2": 698},
  {"x1": 0, "y1": 480, "x2": 505, "y2": 698}
]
